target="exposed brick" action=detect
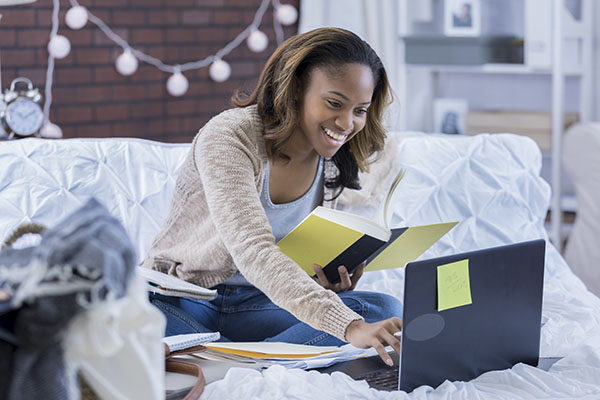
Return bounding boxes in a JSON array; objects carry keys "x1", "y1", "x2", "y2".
[
  {"x1": 166, "y1": 0, "x2": 198, "y2": 7},
  {"x1": 113, "y1": 10, "x2": 147, "y2": 26},
  {"x1": 113, "y1": 84, "x2": 147, "y2": 101},
  {"x1": 54, "y1": 105, "x2": 94, "y2": 123},
  {"x1": 1, "y1": 49, "x2": 36, "y2": 67},
  {"x1": 12, "y1": 68, "x2": 46, "y2": 86},
  {"x1": 91, "y1": 0, "x2": 130, "y2": 8},
  {"x1": 52, "y1": 87, "x2": 78, "y2": 104},
  {"x1": 75, "y1": 48, "x2": 112, "y2": 65},
  {"x1": 166, "y1": 99, "x2": 197, "y2": 116},
  {"x1": 77, "y1": 123, "x2": 113, "y2": 138},
  {"x1": 59, "y1": 125, "x2": 78, "y2": 139},
  {"x1": 213, "y1": 10, "x2": 243, "y2": 24},
  {"x1": 181, "y1": 10, "x2": 212, "y2": 25},
  {"x1": 131, "y1": 28, "x2": 164, "y2": 44},
  {"x1": 76, "y1": 86, "x2": 112, "y2": 103},
  {"x1": 94, "y1": 66, "x2": 121, "y2": 83},
  {"x1": 0, "y1": 9, "x2": 35, "y2": 27},
  {"x1": 145, "y1": 82, "x2": 166, "y2": 99},
  {"x1": 63, "y1": 30, "x2": 93, "y2": 46},
  {"x1": 129, "y1": 0, "x2": 164, "y2": 7},
  {"x1": 0, "y1": 29, "x2": 16, "y2": 46},
  {"x1": 130, "y1": 102, "x2": 164, "y2": 118},
  {"x1": 95, "y1": 104, "x2": 129, "y2": 121},
  {"x1": 17, "y1": 29, "x2": 49, "y2": 47},
  {"x1": 1, "y1": 0, "x2": 299, "y2": 142},
  {"x1": 56, "y1": 68, "x2": 93, "y2": 84},
  {"x1": 182, "y1": 116, "x2": 207, "y2": 132},
  {"x1": 165, "y1": 28, "x2": 198, "y2": 43},
  {"x1": 147, "y1": 10, "x2": 179, "y2": 25}
]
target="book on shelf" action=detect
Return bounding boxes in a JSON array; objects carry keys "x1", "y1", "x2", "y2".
[
  {"x1": 277, "y1": 169, "x2": 458, "y2": 283},
  {"x1": 137, "y1": 267, "x2": 217, "y2": 301}
]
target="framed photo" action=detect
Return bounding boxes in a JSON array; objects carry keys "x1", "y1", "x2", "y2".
[
  {"x1": 433, "y1": 98, "x2": 469, "y2": 135},
  {"x1": 444, "y1": 0, "x2": 481, "y2": 37}
]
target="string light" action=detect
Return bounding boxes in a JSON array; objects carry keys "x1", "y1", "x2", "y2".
[
  {"x1": 166, "y1": 70, "x2": 189, "y2": 97},
  {"x1": 275, "y1": 3, "x2": 298, "y2": 26},
  {"x1": 65, "y1": 5, "x2": 87, "y2": 30},
  {"x1": 61, "y1": 0, "x2": 295, "y2": 90},
  {"x1": 247, "y1": 29, "x2": 269, "y2": 53},
  {"x1": 209, "y1": 59, "x2": 232, "y2": 83},
  {"x1": 39, "y1": 0, "x2": 297, "y2": 137},
  {"x1": 47, "y1": 34, "x2": 70, "y2": 59},
  {"x1": 115, "y1": 49, "x2": 138, "y2": 76},
  {"x1": 39, "y1": 121, "x2": 63, "y2": 139}
]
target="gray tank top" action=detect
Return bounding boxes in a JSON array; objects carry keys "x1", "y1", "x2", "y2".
[{"x1": 224, "y1": 157, "x2": 324, "y2": 286}]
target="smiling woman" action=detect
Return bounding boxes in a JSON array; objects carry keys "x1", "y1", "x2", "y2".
[{"x1": 142, "y1": 27, "x2": 403, "y2": 367}]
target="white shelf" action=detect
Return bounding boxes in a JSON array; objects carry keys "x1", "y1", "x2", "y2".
[
  {"x1": 405, "y1": 63, "x2": 584, "y2": 76},
  {"x1": 397, "y1": 0, "x2": 593, "y2": 251}
]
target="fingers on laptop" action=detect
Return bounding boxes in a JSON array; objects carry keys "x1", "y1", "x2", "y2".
[{"x1": 374, "y1": 317, "x2": 402, "y2": 366}]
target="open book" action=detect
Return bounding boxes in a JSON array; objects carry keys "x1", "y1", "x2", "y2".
[
  {"x1": 277, "y1": 169, "x2": 458, "y2": 283},
  {"x1": 137, "y1": 267, "x2": 217, "y2": 301}
]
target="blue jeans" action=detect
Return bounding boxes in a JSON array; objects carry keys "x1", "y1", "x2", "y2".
[{"x1": 150, "y1": 284, "x2": 403, "y2": 346}]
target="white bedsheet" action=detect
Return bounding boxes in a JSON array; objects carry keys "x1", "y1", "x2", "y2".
[{"x1": 1, "y1": 134, "x2": 598, "y2": 399}]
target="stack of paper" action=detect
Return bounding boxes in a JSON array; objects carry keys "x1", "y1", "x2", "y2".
[{"x1": 193, "y1": 342, "x2": 376, "y2": 369}]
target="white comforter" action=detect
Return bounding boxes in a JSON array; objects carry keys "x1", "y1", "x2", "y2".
[{"x1": 1, "y1": 134, "x2": 599, "y2": 399}]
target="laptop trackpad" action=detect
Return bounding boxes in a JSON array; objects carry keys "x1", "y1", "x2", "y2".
[{"x1": 404, "y1": 313, "x2": 445, "y2": 341}]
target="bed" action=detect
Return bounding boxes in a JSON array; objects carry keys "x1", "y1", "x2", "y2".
[{"x1": 1, "y1": 132, "x2": 599, "y2": 399}]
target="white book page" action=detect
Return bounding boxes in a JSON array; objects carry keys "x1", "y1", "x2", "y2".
[
  {"x1": 137, "y1": 267, "x2": 216, "y2": 296},
  {"x1": 312, "y1": 207, "x2": 390, "y2": 241}
]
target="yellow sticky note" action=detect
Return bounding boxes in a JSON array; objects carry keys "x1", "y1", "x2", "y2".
[{"x1": 437, "y1": 259, "x2": 472, "y2": 312}]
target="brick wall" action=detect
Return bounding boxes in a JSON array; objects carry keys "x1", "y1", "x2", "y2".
[{"x1": 0, "y1": 0, "x2": 299, "y2": 142}]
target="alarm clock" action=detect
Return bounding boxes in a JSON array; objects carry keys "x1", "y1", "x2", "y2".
[{"x1": 0, "y1": 77, "x2": 44, "y2": 139}]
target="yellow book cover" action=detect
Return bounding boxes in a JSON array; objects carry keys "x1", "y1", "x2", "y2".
[{"x1": 277, "y1": 170, "x2": 458, "y2": 282}]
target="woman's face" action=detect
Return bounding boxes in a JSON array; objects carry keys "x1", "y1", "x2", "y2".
[{"x1": 296, "y1": 63, "x2": 375, "y2": 159}]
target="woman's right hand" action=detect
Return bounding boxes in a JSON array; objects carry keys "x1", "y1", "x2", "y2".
[{"x1": 345, "y1": 317, "x2": 402, "y2": 366}]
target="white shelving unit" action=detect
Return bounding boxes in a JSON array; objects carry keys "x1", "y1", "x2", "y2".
[{"x1": 396, "y1": 0, "x2": 594, "y2": 250}]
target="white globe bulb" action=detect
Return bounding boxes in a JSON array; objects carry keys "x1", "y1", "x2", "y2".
[
  {"x1": 166, "y1": 72, "x2": 189, "y2": 97},
  {"x1": 276, "y1": 4, "x2": 298, "y2": 26},
  {"x1": 47, "y1": 35, "x2": 71, "y2": 59},
  {"x1": 65, "y1": 6, "x2": 88, "y2": 30},
  {"x1": 209, "y1": 59, "x2": 231, "y2": 83},
  {"x1": 116, "y1": 50, "x2": 139, "y2": 76},
  {"x1": 39, "y1": 122, "x2": 63, "y2": 139},
  {"x1": 246, "y1": 30, "x2": 268, "y2": 53}
]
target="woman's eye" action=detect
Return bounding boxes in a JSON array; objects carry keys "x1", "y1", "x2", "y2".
[
  {"x1": 327, "y1": 100, "x2": 341, "y2": 108},
  {"x1": 355, "y1": 109, "x2": 367, "y2": 116}
]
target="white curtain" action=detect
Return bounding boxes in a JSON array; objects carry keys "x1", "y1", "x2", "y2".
[{"x1": 298, "y1": 0, "x2": 404, "y2": 131}]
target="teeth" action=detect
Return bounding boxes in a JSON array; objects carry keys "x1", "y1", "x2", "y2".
[{"x1": 323, "y1": 127, "x2": 346, "y2": 141}]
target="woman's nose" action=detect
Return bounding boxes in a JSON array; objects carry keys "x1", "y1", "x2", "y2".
[{"x1": 335, "y1": 111, "x2": 353, "y2": 132}]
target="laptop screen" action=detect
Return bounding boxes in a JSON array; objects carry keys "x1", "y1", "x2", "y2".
[{"x1": 399, "y1": 239, "x2": 546, "y2": 392}]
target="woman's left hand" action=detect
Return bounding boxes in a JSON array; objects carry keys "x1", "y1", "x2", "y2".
[{"x1": 312, "y1": 262, "x2": 365, "y2": 293}]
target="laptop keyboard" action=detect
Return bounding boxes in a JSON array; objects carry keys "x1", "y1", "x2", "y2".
[{"x1": 355, "y1": 369, "x2": 399, "y2": 391}]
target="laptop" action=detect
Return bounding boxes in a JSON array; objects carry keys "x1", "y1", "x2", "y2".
[{"x1": 316, "y1": 239, "x2": 554, "y2": 392}]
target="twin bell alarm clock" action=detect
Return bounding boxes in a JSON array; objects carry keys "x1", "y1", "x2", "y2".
[{"x1": 0, "y1": 77, "x2": 44, "y2": 139}]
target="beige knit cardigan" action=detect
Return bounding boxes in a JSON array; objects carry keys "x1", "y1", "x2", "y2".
[{"x1": 142, "y1": 105, "x2": 399, "y2": 341}]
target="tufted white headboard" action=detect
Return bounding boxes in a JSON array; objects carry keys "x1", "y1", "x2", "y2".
[
  {"x1": 0, "y1": 138, "x2": 190, "y2": 262},
  {"x1": 1, "y1": 133, "x2": 552, "y2": 269}
]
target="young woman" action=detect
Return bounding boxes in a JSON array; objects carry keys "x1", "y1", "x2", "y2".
[{"x1": 143, "y1": 27, "x2": 403, "y2": 365}]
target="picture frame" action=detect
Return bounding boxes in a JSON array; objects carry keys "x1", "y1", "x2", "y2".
[
  {"x1": 433, "y1": 98, "x2": 469, "y2": 135},
  {"x1": 444, "y1": 0, "x2": 481, "y2": 37}
]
